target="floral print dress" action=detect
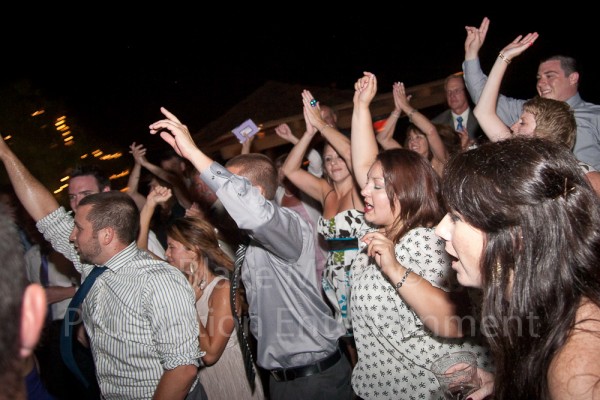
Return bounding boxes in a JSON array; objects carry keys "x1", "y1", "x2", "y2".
[{"x1": 317, "y1": 209, "x2": 366, "y2": 333}]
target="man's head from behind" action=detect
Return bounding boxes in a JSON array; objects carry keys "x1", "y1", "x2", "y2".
[
  {"x1": 0, "y1": 205, "x2": 46, "y2": 399},
  {"x1": 68, "y1": 165, "x2": 111, "y2": 212},
  {"x1": 225, "y1": 153, "x2": 278, "y2": 200}
]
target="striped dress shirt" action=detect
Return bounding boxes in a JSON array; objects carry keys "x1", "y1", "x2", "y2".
[{"x1": 38, "y1": 207, "x2": 203, "y2": 399}]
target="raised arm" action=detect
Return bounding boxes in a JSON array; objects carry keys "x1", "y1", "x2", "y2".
[
  {"x1": 462, "y1": 16, "x2": 490, "y2": 106},
  {"x1": 149, "y1": 108, "x2": 213, "y2": 177},
  {"x1": 138, "y1": 185, "x2": 172, "y2": 254},
  {"x1": 0, "y1": 136, "x2": 59, "y2": 221},
  {"x1": 464, "y1": 17, "x2": 489, "y2": 63},
  {"x1": 240, "y1": 134, "x2": 255, "y2": 155},
  {"x1": 351, "y1": 71, "x2": 379, "y2": 189},
  {"x1": 126, "y1": 142, "x2": 149, "y2": 210},
  {"x1": 275, "y1": 123, "x2": 323, "y2": 177},
  {"x1": 463, "y1": 17, "x2": 526, "y2": 125},
  {"x1": 473, "y1": 32, "x2": 539, "y2": 142},
  {"x1": 396, "y1": 82, "x2": 448, "y2": 165},
  {"x1": 302, "y1": 90, "x2": 353, "y2": 171},
  {"x1": 376, "y1": 82, "x2": 404, "y2": 150},
  {"x1": 280, "y1": 115, "x2": 331, "y2": 204},
  {"x1": 134, "y1": 143, "x2": 193, "y2": 210}
]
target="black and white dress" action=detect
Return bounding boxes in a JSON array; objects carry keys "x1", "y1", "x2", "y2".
[{"x1": 350, "y1": 227, "x2": 492, "y2": 400}]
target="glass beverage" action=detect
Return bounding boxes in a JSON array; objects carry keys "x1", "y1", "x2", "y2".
[{"x1": 430, "y1": 351, "x2": 481, "y2": 400}]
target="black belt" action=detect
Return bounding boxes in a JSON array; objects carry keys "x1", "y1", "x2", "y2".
[
  {"x1": 270, "y1": 347, "x2": 342, "y2": 382},
  {"x1": 326, "y1": 238, "x2": 359, "y2": 252}
]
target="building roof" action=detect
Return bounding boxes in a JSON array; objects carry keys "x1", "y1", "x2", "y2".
[{"x1": 192, "y1": 80, "x2": 353, "y2": 158}]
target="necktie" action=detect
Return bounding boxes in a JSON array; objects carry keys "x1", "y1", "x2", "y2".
[
  {"x1": 60, "y1": 266, "x2": 107, "y2": 388},
  {"x1": 456, "y1": 116, "x2": 464, "y2": 131},
  {"x1": 230, "y1": 243, "x2": 256, "y2": 391}
]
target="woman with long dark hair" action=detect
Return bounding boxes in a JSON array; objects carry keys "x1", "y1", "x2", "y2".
[{"x1": 436, "y1": 137, "x2": 600, "y2": 399}]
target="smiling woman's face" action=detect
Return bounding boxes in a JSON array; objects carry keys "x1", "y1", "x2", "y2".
[
  {"x1": 435, "y1": 213, "x2": 485, "y2": 288},
  {"x1": 323, "y1": 144, "x2": 350, "y2": 183}
]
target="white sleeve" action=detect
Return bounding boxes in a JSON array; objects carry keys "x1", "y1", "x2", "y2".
[
  {"x1": 306, "y1": 148, "x2": 323, "y2": 178},
  {"x1": 147, "y1": 230, "x2": 166, "y2": 259}
]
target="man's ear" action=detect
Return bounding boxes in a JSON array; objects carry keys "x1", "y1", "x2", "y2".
[
  {"x1": 257, "y1": 185, "x2": 267, "y2": 198},
  {"x1": 569, "y1": 72, "x2": 580, "y2": 86},
  {"x1": 100, "y1": 227, "x2": 115, "y2": 245},
  {"x1": 20, "y1": 284, "x2": 47, "y2": 358}
]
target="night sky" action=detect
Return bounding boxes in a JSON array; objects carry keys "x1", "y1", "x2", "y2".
[{"x1": 2, "y1": 11, "x2": 598, "y2": 152}]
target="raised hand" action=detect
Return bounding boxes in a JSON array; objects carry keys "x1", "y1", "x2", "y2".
[
  {"x1": 395, "y1": 82, "x2": 413, "y2": 111},
  {"x1": 353, "y1": 71, "x2": 377, "y2": 107},
  {"x1": 129, "y1": 142, "x2": 147, "y2": 165},
  {"x1": 302, "y1": 107, "x2": 318, "y2": 136},
  {"x1": 301, "y1": 90, "x2": 327, "y2": 130},
  {"x1": 146, "y1": 185, "x2": 172, "y2": 207},
  {"x1": 465, "y1": 17, "x2": 490, "y2": 60},
  {"x1": 149, "y1": 107, "x2": 197, "y2": 160},
  {"x1": 499, "y1": 32, "x2": 539, "y2": 62},
  {"x1": 241, "y1": 133, "x2": 255, "y2": 155},
  {"x1": 274, "y1": 123, "x2": 295, "y2": 142},
  {"x1": 392, "y1": 82, "x2": 410, "y2": 113}
]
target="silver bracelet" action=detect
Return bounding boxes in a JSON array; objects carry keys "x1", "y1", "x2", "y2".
[{"x1": 394, "y1": 268, "x2": 412, "y2": 290}]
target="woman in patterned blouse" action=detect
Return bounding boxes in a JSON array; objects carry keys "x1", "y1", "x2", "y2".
[{"x1": 348, "y1": 72, "x2": 491, "y2": 399}]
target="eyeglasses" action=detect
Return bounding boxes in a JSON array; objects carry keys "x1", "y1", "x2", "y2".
[{"x1": 446, "y1": 88, "x2": 465, "y2": 96}]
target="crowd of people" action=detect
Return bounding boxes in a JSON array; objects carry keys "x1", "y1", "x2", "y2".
[{"x1": 2, "y1": 16, "x2": 600, "y2": 400}]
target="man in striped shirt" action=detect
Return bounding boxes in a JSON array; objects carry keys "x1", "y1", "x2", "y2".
[{"x1": 0, "y1": 138, "x2": 206, "y2": 399}]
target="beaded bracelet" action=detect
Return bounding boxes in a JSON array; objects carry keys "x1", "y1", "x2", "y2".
[
  {"x1": 394, "y1": 268, "x2": 412, "y2": 290},
  {"x1": 498, "y1": 52, "x2": 511, "y2": 65},
  {"x1": 390, "y1": 110, "x2": 401, "y2": 119},
  {"x1": 320, "y1": 124, "x2": 334, "y2": 131}
]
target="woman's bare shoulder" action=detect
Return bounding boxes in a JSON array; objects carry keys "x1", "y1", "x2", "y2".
[{"x1": 548, "y1": 299, "x2": 600, "y2": 399}]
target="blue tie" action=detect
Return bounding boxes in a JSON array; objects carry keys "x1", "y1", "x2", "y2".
[
  {"x1": 456, "y1": 116, "x2": 464, "y2": 131},
  {"x1": 60, "y1": 266, "x2": 107, "y2": 388}
]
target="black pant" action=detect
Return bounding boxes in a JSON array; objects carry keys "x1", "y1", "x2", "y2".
[
  {"x1": 35, "y1": 320, "x2": 100, "y2": 400},
  {"x1": 185, "y1": 381, "x2": 208, "y2": 400},
  {"x1": 269, "y1": 355, "x2": 352, "y2": 400}
]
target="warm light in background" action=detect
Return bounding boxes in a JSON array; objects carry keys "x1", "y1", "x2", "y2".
[
  {"x1": 100, "y1": 152, "x2": 122, "y2": 160},
  {"x1": 110, "y1": 170, "x2": 129, "y2": 180},
  {"x1": 53, "y1": 183, "x2": 68, "y2": 194}
]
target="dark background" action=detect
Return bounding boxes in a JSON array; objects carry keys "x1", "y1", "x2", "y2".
[{"x1": 1, "y1": 10, "x2": 598, "y2": 153}]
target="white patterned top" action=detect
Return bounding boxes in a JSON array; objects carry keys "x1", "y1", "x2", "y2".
[{"x1": 351, "y1": 227, "x2": 492, "y2": 400}]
